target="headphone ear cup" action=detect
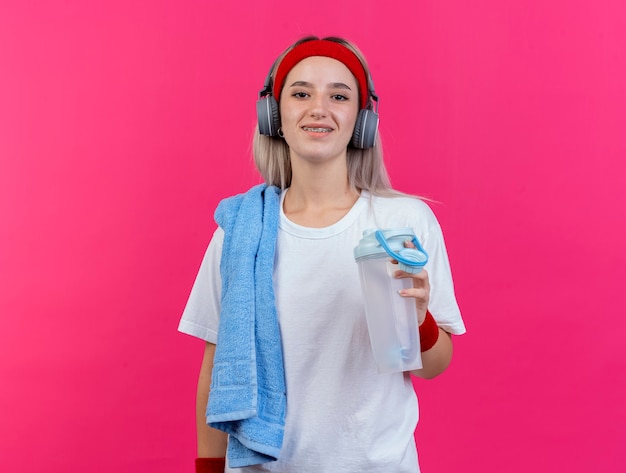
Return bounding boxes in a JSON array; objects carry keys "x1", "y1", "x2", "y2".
[
  {"x1": 351, "y1": 109, "x2": 379, "y2": 149},
  {"x1": 256, "y1": 96, "x2": 281, "y2": 137}
]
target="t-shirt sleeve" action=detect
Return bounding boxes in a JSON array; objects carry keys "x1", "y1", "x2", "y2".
[
  {"x1": 177, "y1": 227, "x2": 224, "y2": 343},
  {"x1": 413, "y1": 201, "x2": 467, "y2": 336}
]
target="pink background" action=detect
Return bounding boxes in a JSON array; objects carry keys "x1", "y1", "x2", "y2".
[{"x1": 1, "y1": 1, "x2": 624, "y2": 471}]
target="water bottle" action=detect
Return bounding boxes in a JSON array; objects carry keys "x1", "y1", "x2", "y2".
[{"x1": 353, "y1": 228, "x2": 429, "y2": 373}]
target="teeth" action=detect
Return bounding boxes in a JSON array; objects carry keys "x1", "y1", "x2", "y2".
[{"x1": 303, "y1": 127, "x2": 332, "y2": 132}]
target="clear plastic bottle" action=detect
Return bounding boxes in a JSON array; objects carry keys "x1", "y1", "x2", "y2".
[{"x1": 353, "y1": 228, "x2": 428, "y2": 373}]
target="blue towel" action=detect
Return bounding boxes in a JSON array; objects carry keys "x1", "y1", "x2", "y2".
[{"x1": 207, "y1": 184, "x2": 286, "y2": 468}]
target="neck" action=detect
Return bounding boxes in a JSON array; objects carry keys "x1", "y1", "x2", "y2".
[{"x1": 283, "y1": 158, "x2": 360, "y2": 227}]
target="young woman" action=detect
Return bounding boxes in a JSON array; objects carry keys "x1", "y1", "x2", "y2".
[{"x1": 179, "y1": 36, "x2": 466, "y2": 473}]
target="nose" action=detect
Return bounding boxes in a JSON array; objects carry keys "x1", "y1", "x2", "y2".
[{"x1": 308, "y1": 93, "x2": 328, "y2": 118}]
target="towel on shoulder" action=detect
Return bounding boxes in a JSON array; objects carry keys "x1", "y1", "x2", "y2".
[{"x1": 207, "y1": 183, "x2": 286, "y2": 468}]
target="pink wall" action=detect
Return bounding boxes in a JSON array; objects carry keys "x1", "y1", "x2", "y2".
[{"x1": 1, "y1": 1, "x2": 624, "y2": 471}]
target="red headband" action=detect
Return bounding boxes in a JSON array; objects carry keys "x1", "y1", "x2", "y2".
[{"x1": 272, "y1": 39, "x2": 370, "y2": 109}]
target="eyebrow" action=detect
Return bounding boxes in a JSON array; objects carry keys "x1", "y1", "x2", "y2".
[{"x1": 288, "y1": 80, "x2": 353, "y2": 90}]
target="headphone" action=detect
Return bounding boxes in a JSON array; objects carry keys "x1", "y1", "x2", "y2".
[{"x1": 256, "y1": 62, "x2": 380, "y2": 149}]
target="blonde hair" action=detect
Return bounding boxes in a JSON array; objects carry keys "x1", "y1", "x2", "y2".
[{"x1": 253, "y1": 36, "x2": 399, "y2": 197}]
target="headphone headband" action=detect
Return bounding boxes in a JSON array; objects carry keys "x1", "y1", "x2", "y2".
[{"x1": 272, "y1": 39, "x2": 370, "y2": 109}]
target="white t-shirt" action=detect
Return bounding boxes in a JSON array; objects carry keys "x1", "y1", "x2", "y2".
[{"x1": 179, "y1": 190, "x2": 466, "y2": 473}]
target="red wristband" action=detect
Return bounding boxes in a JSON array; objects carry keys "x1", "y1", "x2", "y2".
[
  {"x1": 419, "y1": 310, "x2": 440, "y2": 352},
  {"x1": 195, "y1": 457, "x2": 226, "y2": 473}
]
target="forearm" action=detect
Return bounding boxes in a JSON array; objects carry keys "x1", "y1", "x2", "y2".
[
  {"x1": 196, "y1": 392, "x2": 228, "y2": 458},
  {"x1": 410, "y1": 328, "x2": 453, "y2": 379},
  {"x1": 394, "y1": 265, "x2": 455, "y2": 379},
  {"x1": 197, "y1": 342, "x2": 228, "y2": 458}
]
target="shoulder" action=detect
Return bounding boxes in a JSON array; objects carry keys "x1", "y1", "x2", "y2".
[
  {"x1": 368, "y1": 193, "x2": 440, "y2": 228},
  {"x1": 214, "y1": 184, "x2": 276, "y2": 229},
  {"x1": 215, "y1": 184, "x2": 264, "y2": 216}
]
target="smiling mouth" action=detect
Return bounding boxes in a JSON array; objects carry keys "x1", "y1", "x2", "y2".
[{"x1": 302, "y1": 126, "x2": 333, "y2": 133}]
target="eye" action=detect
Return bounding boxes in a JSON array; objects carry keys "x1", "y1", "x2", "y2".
[
  {"x1": 331, "y1": 94, "x2": 349, "y2": 102},
  {"x1": 292, "y1": 91, "x2": 309, "y2": 99}
]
